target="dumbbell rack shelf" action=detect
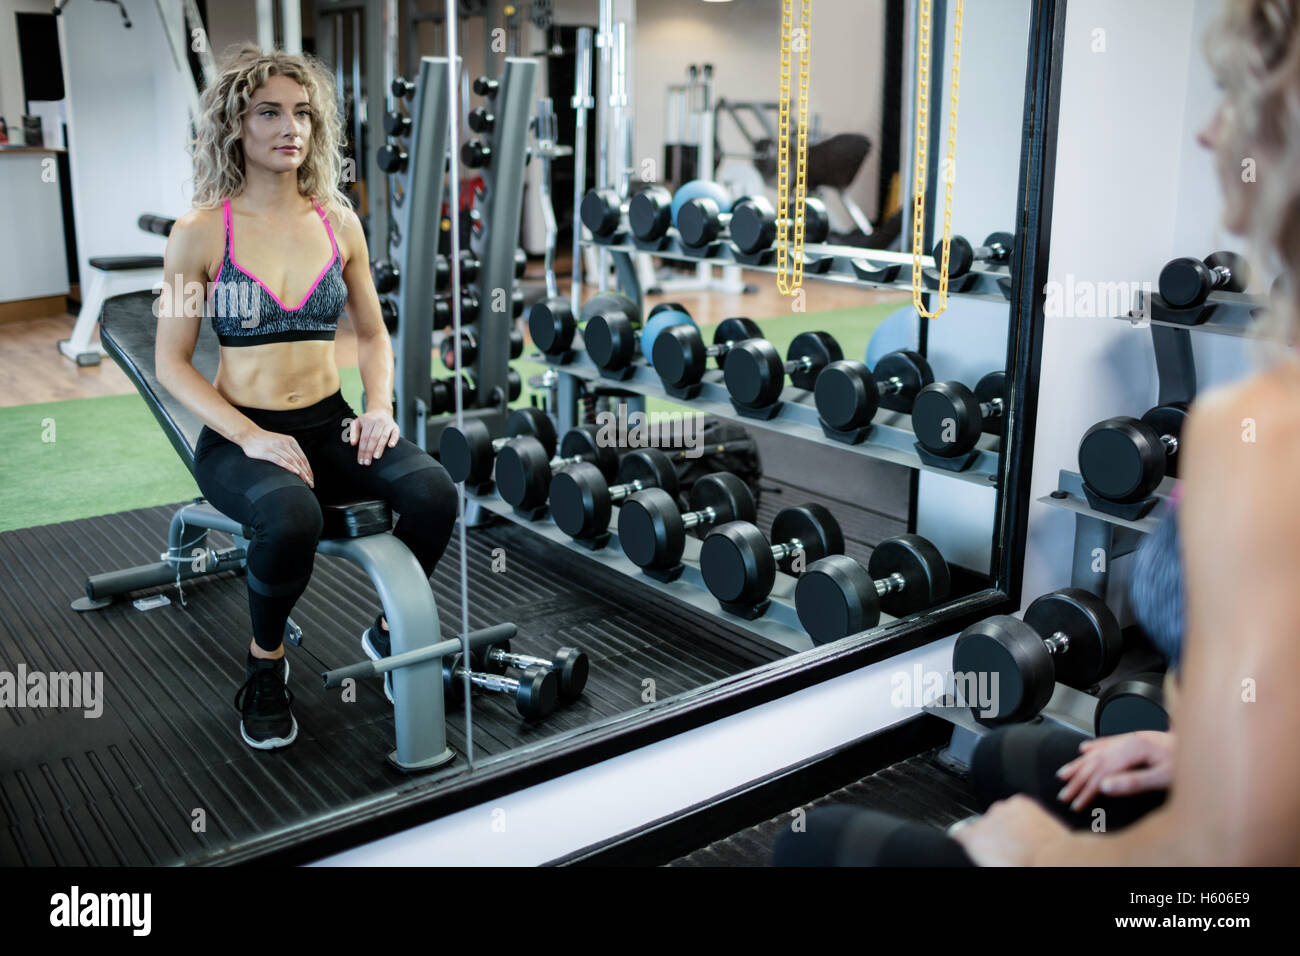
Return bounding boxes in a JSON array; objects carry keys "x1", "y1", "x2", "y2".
[
  {"x1": 1113, "y1": 289, "x2": 1266, "y2": 339},
  {"x1": 532, "y1": 348, "x2": 1003, "y2": 487},
  {"x1": 1037, "y1": 469, "x2": 1171, "y2": 535},
  {"x1": 582, "y1": 235, "x2": 1014, "y2": 303},
  {"x1": 461, "y1": 488, "x2": 903, "y2": 655}
]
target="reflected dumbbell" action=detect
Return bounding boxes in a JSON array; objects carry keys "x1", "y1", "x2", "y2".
[
  {"x1": 439, "y1": 407, "x2": 558, "y2": 486},
  {"x1": 815, "y1": 350, "x2": 934, "y2": 433},
  {"x1": 708, "y1": 195, "x2": 831, "y2": 254},
  {"x1": 494, "y1": 424, "x2": 620, "y2": 512},
  {"x1": 443, "y1": 652, "x2": 557, "y2": 721},
  {"x1": 619, "y1": 472, "x2": 756, "y2": 578},
  {"x1": 952, "y1": 588, "x2": 1122, "y2": 725},
  {"x1": 1158, "y1": 251, "x2": 1250, "y2": 309},
  {"x1": 440, "y1": 326, "x2": 524, "y2": 370},
  {"x1": 795, "y1": 535, "x2": 951, "y2": 645},
  {"x1": 478, "y1": 640, "x2": 590, "y2": 702},
  {"x1": 652, "y1": 317, "x2": 762, "y2": 392},
  {"x1": 580, "y1": 186, "x2": 674, "y2": 241},
  {"x1": 586, "y1": 301, "x2": 695, "y2": 374},
  {"x1": 701, "y1": 504, "x2": 845, "y2": 613},
  {"x1": 725, "y1": 332, "x2": 843, "y2": 411},
  {"x1": 1078, "y1": 402, "x2": 1188, "y2": 504},
  {"x1": 911, "y1": 371, "x2": 1005, "y2": 459},
  {"x1": 428, "y1": 368, "x2": 521, "y2": 415},
  {"x1": 931, "y1": 232, "x2": 1014, "y2": 279},
  {"x1": 550, "y1": 449, "x2": 680, "y2": 544}
]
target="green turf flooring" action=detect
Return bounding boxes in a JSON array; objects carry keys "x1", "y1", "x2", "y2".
[{"x1": 0, "y1": 302, "x2": 902, "y2": 533}]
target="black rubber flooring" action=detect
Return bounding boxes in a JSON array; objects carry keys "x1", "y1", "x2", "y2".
[
  {"x1": 667, "y1": 750, "x2": 979, "y2": 866},
  {"x1": 0, "y1": 504, "x2": 785, "y2": 866}
]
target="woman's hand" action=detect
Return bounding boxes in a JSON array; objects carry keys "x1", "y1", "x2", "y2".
[
  {"x1": 950, "y1": 795, "x2": 1071, "y2": 866},
  {"x1": 348, "y1": 409, "x2": 400, "y2": 465},
  {"x1": 240, "y1": 429, "x2": 315, "y2": 488},
  {"x1": 1056, "y1": 731, "x2": 1175, "y2": 812}
]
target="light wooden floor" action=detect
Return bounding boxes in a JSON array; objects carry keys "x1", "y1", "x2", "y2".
[{"x1": 0, "y1": 262, "x2": 903, "y2": 408}]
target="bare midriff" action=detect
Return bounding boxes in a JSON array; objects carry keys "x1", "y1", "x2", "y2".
[{"x1": 213, "y1": 341, "x2": 341, "y2": 411}]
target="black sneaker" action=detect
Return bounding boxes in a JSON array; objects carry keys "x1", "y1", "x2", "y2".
[
  {"x1": 361, "y1": 612, "x2": 394, "y2": 704},
  {"x1": 234, "y1": 654, "x2": 298, "y2": 749}
]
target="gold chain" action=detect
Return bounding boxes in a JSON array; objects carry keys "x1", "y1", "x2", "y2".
[
  {"x1": 777, "y1": 0, "x2": 811, "y2": 296},
  {"x1": 912, "y1": 0, "x2": 963, "y2": 319}
]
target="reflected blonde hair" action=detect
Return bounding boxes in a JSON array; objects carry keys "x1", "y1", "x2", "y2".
[
  {"x1": 1206, "y1": 0, "x2": 1300, "y2": 345},
  {"x1": 190, "y1": 44, "x2": 351, "y2": 220}
]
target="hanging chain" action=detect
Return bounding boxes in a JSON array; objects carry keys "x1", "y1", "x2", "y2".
[
  {"x1": 912, "y1": 0, "x2": 963, "y2": 319},
  {"x1": 777, "y1": 0, "x2": 812, "y2": 296}
]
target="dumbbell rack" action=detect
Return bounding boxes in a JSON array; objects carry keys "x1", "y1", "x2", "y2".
[
  {"x1": 582, "y1": 233, "x2": 1015, "y2": 302},
  {"x1": 532, "y1": 347, "x2": 1003, "y2": 487}
]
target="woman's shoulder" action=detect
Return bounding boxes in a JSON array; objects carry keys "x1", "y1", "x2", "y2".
[
  {"x1": 317, "y1": 199, "x2": 363, "y2": 260},
  {"x1": 165, "y1": 205, "x2": 225, "y2": 265}
]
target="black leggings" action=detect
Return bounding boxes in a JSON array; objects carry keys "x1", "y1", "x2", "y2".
[
  {"x1": 773, "y1": 724, "x2": 1169, "y2": 866},
  {"x1": 192, "y1": 390, "x2": 458, "y2": 652}
]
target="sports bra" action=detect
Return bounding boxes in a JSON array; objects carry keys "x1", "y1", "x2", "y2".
[{"x1": 207, "y1": 199, "x2": 348, "y2": 346}]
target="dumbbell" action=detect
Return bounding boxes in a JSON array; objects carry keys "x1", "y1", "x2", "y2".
[
  {"x1": 580, "y1": 186, "x2": 675, "y2": 241},
  {"x1": 383, "y1": 109, "x2": 411, "y2": 137},
  {"x1": 1094, "y1": 673, "x2": 1170, "y2": 737},
  {"x1": 693, "y1": 194, "x2": 830, "y2": 253},
  {"x1": 1158, "y1": 251, "x2": 1250, "y2": 309},
  {"x1": 952, "y1": 588, "x2": 1122, "y2": 725},
  {"x1": 462, "y1": 139, "x2": 491, "y2": 169},
  {"x1": 668, "y1": 179, "x2": 733, "y2": 235},
  {"x1": 440, "y1": 326, "x2": 524, "y2": 370},
  {"x1": 433, "y1": 290, "x2": 481, "y2": 325},
  {"x1": 529, "y1": 297, "x2": 579, "y2": 358},
  {"x1": 494, "y1": 424, "x2": 620, "y2": 511},
  {"x1": 477, "y1": 640, "x2": 590, "y2": 702},
  {"x1": 585, "y1": 301, "x2": 695, "y2": 374},
  {"x1": 438, "y1": 406, "x2": 557, "y2": 486},
  {"x1": 428, "y1": 368, "x2": 521, "y2": 415},
  {"x1": 931, "y1": 232, "x2": 1014, "y2": 278},
  {"x1": 724, "y1": 332, "x2": 843, "y2": 410},
  {"x1": 549, "y1": 448, "x2": 679, "y2": 542},
  {"x1": 443, "y1": 652, "x2": 557, "y2": 721},
  {"x1": 371, "y1": 260, "x2": 400, "y2": 294},
  {"x1": 618, "y1": 472, "x2": 756, "y2": 575},
  {"x1": 652, "y1": 317, "x2": 762, "y2": 391},
  {"x1": 432, "y1": 249, "x2": 525, "y2": 290},
  {"x1": 1078, "y1": 402, "x2": 1187, "y2": 504},
  {"x1": 911, "y1": 371, "x2": 1005, "y2": 458},
  {"x1": 701, "y1": 504, "x2": 845, "y2": 610},
  {"x1": 376, "y1": 142, "x2": 408, "y2": 174},
  {"x1": 814, "y1": 350, "x2": 934, "y2": 433},
  {"x1": 473, "y1": 75, "x2": 499, "y2": 98},
  {"x1": 795, "y1": 535, "x2": 951, "y2": 645},
  {"x1": 381, "y1": 299, "x2": 399, "y2": 332}
]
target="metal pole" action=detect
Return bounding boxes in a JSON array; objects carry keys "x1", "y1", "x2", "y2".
[{"x1": 570, "y1": 27, "x2": 593, "y2": 313}]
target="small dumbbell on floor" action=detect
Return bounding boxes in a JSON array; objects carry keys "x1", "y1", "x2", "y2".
[
  {"x1": 1078, "y1": 402, "x2": 1187, "y2": 510},
  {"x1": 795, "y1": 535, "x2": 950, "y2": 645},
  {"x1": 911, "y1": 371, "x2": 1006, "y2": 464},
  {"x1": 952, "y1": 588, "x2": 1122, "y2": 725},
  {"x1": 618, "y1": 472, "x2": 756, "y2": 581},
  {"x1": 438, "y1": 407, "x2": 557, "y2": 489},
  {"x1": 815, "y1": 349, "x2": 934, "y2": 438},
  {"x1": 549, "y1": 448, "x2": 679, "y2": 547},
  {"x1": 443, "y1": 652, "x2": 558, "y2": 721},
  {"x1": 701, "y1": 504, "x2": 845, "y2": 618},
  {"x1": 1158, "y1": 251, "x2": 1250, "y2": 310},
  {"x1": 653, "y1": 317, "x2": 762, "y2": 397},
  {"x1": 724, "y1": 331, "x2": 844, "y2": 415},
  {"x1": 494, "y1": 424, "x2": 620, "y2": 515},
  {"x1": 478, "y1": 640, "x2": 590, "y2": 702}
]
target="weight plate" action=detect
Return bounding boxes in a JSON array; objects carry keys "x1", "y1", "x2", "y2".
[
  {"x1": 580, "y1": 188, "x2": 622, "y2": 236},
  {"x1": 770, "y1": 503, "x2": 844, "y2": 572},
  {"x1": 786, "y1": 331, "x2": 843, "y2": 392},
  {"x1": 1023, "y1": 588, "x2": 1122, "y2": 689},
  {"x1": 911, "y1": 381, "x2": 983, "y2": 457},
  {"x1": 439, "y1": 419, "x2": 492, "y2": 485},
  {"x1": 1095, "y1": 674, "x2": 1170, "y2": 737},
  {"x1": 952, "y1": 615, "x2": 1047, "y2": 724},
  {"x1": 584, "y1": 312, "x2": 636, "y2": 370},
  {"x1": 629, "y1": 187, "x2": 672, "y2": 240},
  {"x1": 730, "y1": 196, "x2": 776, "y2": 253},
  {"x1": 700, "y1": 521, "x2": 775, "y2": 605},
  {"x1": 652, "y1": 324, "x2": 707, "y2": 388},
  {"x1": 688, "y1": 472, "x2": 756, "y2": 526},
  {"x1": 1204, "y1": 250, "x2": 1250, "y2": 293},
  {"x1": 549, "y1": 462, "x2": 610, "y2": 539},
  {"x1": 618, "y1": 487, "x2": 685, "y2": 569},
  {"x1": 1139, "y1": 402, "x2": 1189, "y2": 479},
  {"x1": 641, "y1": 309, "x2": 696, "y2": 362},
  {"x1": 815, "y1": 361, "x2": 874, "y2": 431},
  {"x1": 1078, "y1": 416, "x2": 1162, "y2": 502},
  {"x1": 724, "y1": 339, "x2": 784, "y2": 408},
  {"x1": 867, "y1": 534, "x2": 950, "y2": 617},
  {"x1": 677, "y1": 196, "x2": 723, "y2": 247},
  {"x1": 528, "y1": 298, "x2": 575, "y2": 354},
  {"x1": 617, "y1": 448, "x2": 678, "y2": 499},
  {"x1": 494, "y1": 436, "x2": 553, "y2": 509},
  {"x1": 795, "y1": 554, "x2": 881, "y2": 645}
]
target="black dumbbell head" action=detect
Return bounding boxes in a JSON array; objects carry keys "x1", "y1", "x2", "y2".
[
  {"x1": 581, "y1": 188, "x2": 623, "y2": 237},
  {"x1": 912, "y1": 381, "x2": 983, "y2": 457},
  {"x1": 729, "y1": 196, "x2": 777, "y2": 253},
  {"x1": 983, "y1": 231, "x2": 1015, "y2": 263},
  {"x1": 1205, "y1": 251, "x2": 1250, "y2": 292},
  {"x1": 528, "y1": 298, "x2": 576, "y2": 355},
  {"x1": 584, "y1": 310, "x2": 638, "y2": 371},
  {"x1": 770, "y1": 503, "x2": 844, "y2": 573},
  {"x1": 652, "y1": 323, "x2": 708, "y2": 388},
  {"x1": 1140, "y1": 402, "x2": 1188, "y2": 478},
  {"x1": 690, "y1": 470, "x2": 755, "y2": 522},
  {"x1": 618, "y1": 487, "x2": 686, "y2": 570},
  {"x1": 580, "y1": 291, "x2": 642, "y2": 328},
  {"x1": 787, "y1": 332, "x2": 843, "y2": 391},
  {"x1": 439, "y1": 419, "x2": 494, "y2": 485},
  {"x1": 617, "y1": 448, "x2": 679, "y2": 499},
  {"x1": 796, "y1": 554, "x2": 882, "y2": 645},
  {"x1": 549, "y1": 461, "x2": 611, "y2": 539},
  {"x1": 713, "y1": 318, "x2": 762, "y2": 357},
  {"x1": 1095, "y1": 673, "x2": 1170, "y2": 737},
  {"x1": 952, "y1": 614, "x2": 1052, "y2": 724},
  {"x1": 381, "y1": 299, "x2": 398, "y2": 332},
  {"x1": 1078, "y1": 416, "x2": 1166, "y2": 503},
  {"x1": 505, "y1": 406, "x2": 557, "y2": 457},
  {"x1": 867, "y1": 533, "x2": 950, "y2": 617},
  {"x1": 494, "y1": 435, "x2": 554, "y2": 509},
  {"x1": 560, "y1": 423, "x2": 619, "y2": 480},
  {"x1": 937, "y1": 234, "x2": 975, "y2": 278},
  {"x1": 700, "y1": 520, "x2": 777, "y2": 606},
  {"x1": 874, "y1": 349, "x2": 934, "y2": 413},
  {"x1": 516, "y1": 665, "x2": 559, "y2": 720},
  {"x1": 724, "y1": 338, "x2": 785, "y2": 408},
  {"x1": 677, "y1": 196, "x2": 723, "y2": 247},
  {"x1": 628, "y1": 186, "x2": 673, "y2": 241},
  {"x1": 553, "y1": 646, "x2": 589, "y2": 700},
  {"x1": 815, "y1": 360, "x2": 876, "y2": 432},
  {"x1": 442, "y1": 652, "x2": 468, "y2": 702},
  {"x1": 1023, "y1": 587, "x2": 1123, "y2": 689},
  {"x1": 371, "y1": 260, "x2": 399, "y2": 294},
  {"x1": 476, "y1": 639, "x2": 511, "y2": 675}
]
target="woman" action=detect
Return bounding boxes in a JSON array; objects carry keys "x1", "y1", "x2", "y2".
[{"x1": 156, "y1": 45, "x2": 457, "y2": 750}]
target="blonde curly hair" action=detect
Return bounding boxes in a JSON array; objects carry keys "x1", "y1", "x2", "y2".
[
  {"x1": 190, "y1": 44, "x2": 352, "y2": 220},
  {"x1": 1206, "y1": 0, "x2": 1300, "y2": 344}
]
